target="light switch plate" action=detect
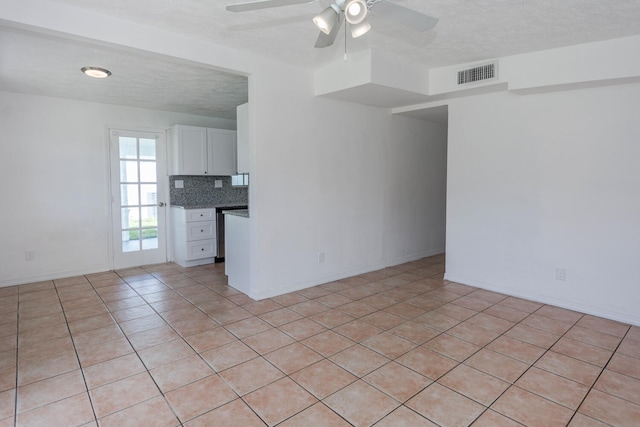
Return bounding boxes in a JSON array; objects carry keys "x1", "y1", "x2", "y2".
[
  {"x1": 215, "y1": 180, "x2": 223, "y2": 188},
  {"x1": 175, "y1": 180, "x2": 184, "y2": 189}
]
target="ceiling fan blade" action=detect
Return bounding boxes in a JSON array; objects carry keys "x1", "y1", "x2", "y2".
[
  {"x1": 226, "y1": 0, "x2": 313, "y2": 13},
  {"x1": 314, "y1": 14, "x2": 343, "y2": 48},
  {"x1": 369, "y1": 1, "x2": 438, "y2": 32}
]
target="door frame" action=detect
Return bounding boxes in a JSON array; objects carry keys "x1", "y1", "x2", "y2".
[{"x1": 106, "y1": 125, "x2": 171, "y2": 270}]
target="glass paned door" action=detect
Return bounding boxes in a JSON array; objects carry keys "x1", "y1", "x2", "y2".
[{"x1": 110, "y1": 129, "x2": 167, "y2": 269}]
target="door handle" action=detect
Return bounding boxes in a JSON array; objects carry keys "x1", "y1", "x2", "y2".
[{"x1": 158, "y1": 202, "x2": 166, "y2": 207}]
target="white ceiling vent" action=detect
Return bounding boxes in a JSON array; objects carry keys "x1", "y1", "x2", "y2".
[{"x1": 457, "y1": 62, "x2": 497, "y2": 85}]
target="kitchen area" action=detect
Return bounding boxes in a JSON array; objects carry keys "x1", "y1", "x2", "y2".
[{"x1": 168, "y1": 103, "x2": 251, "y2": 295}]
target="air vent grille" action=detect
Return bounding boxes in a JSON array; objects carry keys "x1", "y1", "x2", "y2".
[{"x1": 457, "y1": 63, "x2": 496, "y2": 85}]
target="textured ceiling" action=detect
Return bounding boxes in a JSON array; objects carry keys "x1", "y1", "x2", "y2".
[
  {"x1": 2, "y1": 0, "x2": 640, "y2": 119},
  {"x1": 48, "y1": 0, "x2": 640, "y2": 68},
  {"x1": 0, "y1": 27, "x2": 248, "y2": 120}
]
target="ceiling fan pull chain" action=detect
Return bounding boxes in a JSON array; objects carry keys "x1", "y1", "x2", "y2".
[{"x1": 344, "y1": 14, "x2": 348, "y2": 61}]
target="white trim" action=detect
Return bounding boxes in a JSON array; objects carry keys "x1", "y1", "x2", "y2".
[
  {"x1": 444, "y1": 274, "x2": 640, "y2": 327},
  {"x1": 0, "y1": 264, "x2": 111, "y2": 288},
  {"x1": 107, "y1": 126, "x2": 170, "y2": 269},
  {"x1": 246, "y1": 248, "x2": 446, "y2": 300},
  {"x1": 104, "y1": 125, "x2": 115, "y2": 271}
]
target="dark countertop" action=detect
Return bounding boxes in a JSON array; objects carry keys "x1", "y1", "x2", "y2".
[{"x1": 171, "y1": 204, "x2": 248, "y2": 210}]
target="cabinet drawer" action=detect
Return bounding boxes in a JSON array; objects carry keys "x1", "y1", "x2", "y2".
[
  {"x1": 186, "y1": 239, "x2": 216, "y2": 260},
  {"x1": 186, "y1": 221, "x2": 215, "y2": 240},
  {"x1": 186, "y1": 209, "x2": 215, "y2": 222}
]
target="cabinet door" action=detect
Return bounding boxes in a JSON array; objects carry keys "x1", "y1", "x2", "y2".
[
  {"x1": 207, "y1": 129, "x2": 237, "y2": 176},
  {"x1": 236, "y1": 103, "x2": 249, "y2": 174},
  {"x1": 173, "y1": 125, "x2": 208, "y2": 175}
]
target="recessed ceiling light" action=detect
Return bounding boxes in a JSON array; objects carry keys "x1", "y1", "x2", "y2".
[{"x1": 81, "y1": 66, "x2": 112, "y2": 78}]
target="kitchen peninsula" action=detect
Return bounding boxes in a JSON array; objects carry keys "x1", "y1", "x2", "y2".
[{"x1": 224, "y1": 209, "x2": 250, "y2": 295}]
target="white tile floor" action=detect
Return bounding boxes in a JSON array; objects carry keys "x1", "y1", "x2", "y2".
[{"x1": 1, "y1": 254, "x2": 639, "y2": 426}]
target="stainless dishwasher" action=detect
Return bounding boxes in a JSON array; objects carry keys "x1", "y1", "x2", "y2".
[{"x1": 215, "y1": 206, "x2": 247, "y2": 262}]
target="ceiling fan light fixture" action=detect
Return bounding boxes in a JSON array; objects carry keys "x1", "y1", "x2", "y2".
[
  {"x1": 344, "y1": 0, "x2": 367, "y2": 24},
  {"x1": 313, "y1": 4, "x2": 340, "y2": 35},
  {"x1": 350, "y1": 19, "x2": 371, "y2": 38}
]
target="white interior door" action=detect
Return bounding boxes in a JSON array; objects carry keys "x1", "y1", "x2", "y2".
[{"x1": 110, "y1": 129, "x2": 167, "y2": 269}]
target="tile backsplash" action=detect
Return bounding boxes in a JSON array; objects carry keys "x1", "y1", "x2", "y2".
[{"x1": 169, "y1": 175, "x2": 248, "y2": 207}]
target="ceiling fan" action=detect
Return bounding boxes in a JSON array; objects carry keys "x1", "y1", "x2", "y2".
[{"x1": 226, "y1": 0, "x2": 438, "y2": 48}]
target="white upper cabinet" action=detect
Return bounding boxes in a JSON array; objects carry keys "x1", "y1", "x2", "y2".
[
  {"x1": 236, "y1": 103, "x2": 249, "y2": 174},
  {"x1": 170, "y1": 125, "x2": 207, "y2": 175},
  {"x1": 207, "y1": 128, "x2": 237, "y2": 176},
  {"x1": 169, "y1": 125, "x2": 237, "y2": 176}
]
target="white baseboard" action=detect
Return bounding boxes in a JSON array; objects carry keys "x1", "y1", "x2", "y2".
[
  {"x1": 444, "y1": 273, "x2": 640, "y2": 327},
  {"x1": 0, "y1": 264, "x2": 112, "y2": 288},
  {"x1": 249, "y1": 248, "x2": 445, "y2": 301}
]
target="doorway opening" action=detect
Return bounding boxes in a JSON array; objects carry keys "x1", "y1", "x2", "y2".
[{"x1": 109, "y1": 128, "x2": 168, "y2": 269}]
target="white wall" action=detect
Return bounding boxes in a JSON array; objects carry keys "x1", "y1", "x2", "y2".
[
  {"x1": 251, "y1": 68, "x2": 448, "y2": 298},
  {"x1": 0, "y1": 91, "x2": 235, "y2": 286},
  {"x1": 5, "y1": 2, "x2": 638, "y2": 328},
  {"x1": 445, "y1": 83, "x2": 640, "y2": 325},
  {"x1": 1, "y1": 2, "x2": 449, "y2": 295}
]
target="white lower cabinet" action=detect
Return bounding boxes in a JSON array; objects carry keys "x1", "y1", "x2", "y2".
[{"x1": 172, "y1": 207, "x2": 216, "y2": 267}]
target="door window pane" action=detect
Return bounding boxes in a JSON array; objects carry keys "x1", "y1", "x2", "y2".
[
  {"x1": 139, "y1": 138, "x2": 156, "y2": 160},
  {"x1": 122, "y1": 230, "x2": 140, "y2": 252},
  {"x1": 119, "y1": 137, "x2": 138, "y2": 159},
  {"x1": 141, "y1": 206, "x2": 158, "y2": 228},
  {"x1": 140, "y1": 184, "x2": 157, "y2": 205},
  {"x1": 121, "y1": 207, "x2": 140, "y2": 230},
  {"x1": 139, "y1": 161, "x2": 156, "y2": 183},
  {"x1": 121, "y1": 184, "x2": 139, "y2": 206},
  {"x1": 120, "y1": 160, "x2": 138, "y2": 182},
  {"x1": 142, "y1": 229, "x2": 159, "y2": 249}
]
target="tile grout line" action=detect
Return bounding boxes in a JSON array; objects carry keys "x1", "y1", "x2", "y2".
[
  {"x1": 113, "y1": 264, "x2": 298, "y2": 425},
  {"x1": 171, "y1": 262, "x2": 442, "y2": 425},
  {"x1": 142, "y1": 266, "x2": 263, "y2": 426},
  {"x1": 12, "y1": 287, "x2": 21, "y2": 427},
  {"x1": 107, "y1": 268, "x2": 203, "y2": 426},
  {"x1": 300, "y1": 276, "x2": 597, "y2": 425},
  {"x1": 564, "y1": 323, "x2": 633, "y2": 426},
  {"x1": 52, "y1": 276, "x2": 102, "y2": 426},
  {"x1": 233, "y1": 266, "x2": 463, "y2": 425},
  {"x1": 146, "y1": 264, "x2": 274, "y2": 427},
  {"x1": 455, "y1": 303, "x2": 584, "y2": 425},
  {"x1": 6, "y1": 256, "x2": 637, "y2": 426},
  {"x1": 114, "y1": 266, "x2": 234, "y2": 425},
  {"x1": 63, "y1": 271, "x2": 179, "y2": 425},
  {"x1": 440, "y1": 292, "x2": 627, "y2": 424}
]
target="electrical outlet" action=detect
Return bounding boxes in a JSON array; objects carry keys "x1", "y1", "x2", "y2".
[
  {"x1": 175, "y1": 180, "x2": 184, "y2": 189},
  {"x1": 318, "y1": 252, "x2": 325, "y2": 263},
  {"x1": 555, "y1": 268, "x2": 566, "y2": 281},
  {"x1": 25, "y1": 251, "x2": 35, "y2": 261}
]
